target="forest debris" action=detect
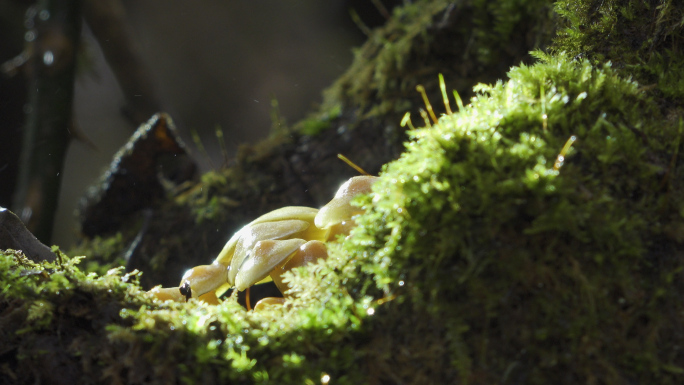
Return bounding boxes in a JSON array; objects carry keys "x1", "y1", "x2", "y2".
[
  {"x1": 0, "y1": 206, "x2": 56, "y2": 262},
  {"x1": 79, "y1": 113, "x2": 197, "y2": 238}
]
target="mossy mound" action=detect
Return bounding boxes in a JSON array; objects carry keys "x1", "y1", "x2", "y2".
[
  {"x1": 0, "y1": 250, "x2": 150, "y2": 384},
  {"x1": 3, "y1": 53, "x2": 683, "y2": 384},
  {"x1": 340, "y1": 53, "x2": 684, "y2": 383}
]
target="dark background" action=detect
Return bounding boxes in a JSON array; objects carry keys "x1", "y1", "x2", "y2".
[{"x1": 0, "y1": 0, "x2": 395, "y2": 247}]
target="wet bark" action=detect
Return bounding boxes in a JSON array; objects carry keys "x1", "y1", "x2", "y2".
[{"x1": 12, "y1": 0, "x2": 83, "y2": 244}]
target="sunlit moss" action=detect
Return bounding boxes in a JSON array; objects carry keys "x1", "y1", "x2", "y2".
[
  {"x1": 312, "y1": 0, "x2": 556, "y2": 128},
  {"x1": 68, "y1": 232, "x2": 127, "y2": 274},
  {"x1": 328, "y1": 53, "x2": 684, "y2": 383}
]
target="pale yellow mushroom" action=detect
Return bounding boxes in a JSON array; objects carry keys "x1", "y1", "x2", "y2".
[
  {"x1": 234, "y1": 238, "x2": 306, "y2": 291},
  {"x1": 148, "y1": 175, "x2": 378, "y2": 305},
  {"x1": 252, "y1": 240, "x2": 329, "y2": 312},
  {"x1": 269, "y1": 239, "x2": 328, "y2": 295},
  {"x1": 149, "y1": 286, "x2": 220, "y2": 305},
  {"x1": 253, "y1": 297, "x2": 287, "y2": 312},
  {"x1": 179, "y1": 206, "x2": 324, "y2": 299},
  {"x1": 314, "y1": 176, "x2": 378, "y2": 230},
  {"x1": 149, "y1": 286, "x2": 185, "y2": 302}
]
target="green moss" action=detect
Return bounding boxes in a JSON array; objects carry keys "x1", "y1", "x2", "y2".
[
  {"x1": 552, "y1": 0, "x2": 684, "y2": 89},
  {"x1": 309, "y1": 0, "x2": 556, "y2": 131},
  {"x1": 0, "y1": 249, "x2": 154, "y2": 381},
  {"x1": 297, "y1": 104, "x2": 342, "y2": 136},
  {"x1": 182, "y1": 170, "x2": 240, "y2": 224},
  {"x1": 631, "y1": 50, "x2": 684, "y2": 101},
  {"x1": 331, "y1": 53, "x2": 684, "y2": 383},
  {"x1": 68, "y1": 232, "x2": 127, "y2": 274},
  {"x1": 554, "y1": 0, "x2": 684, "y2": 57}
]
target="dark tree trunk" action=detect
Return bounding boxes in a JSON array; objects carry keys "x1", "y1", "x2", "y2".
[{"x1": 12, "y1": 0, "x2": 83, "y2": 244}]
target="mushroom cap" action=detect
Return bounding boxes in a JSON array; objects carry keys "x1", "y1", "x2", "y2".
[{"x1": 314, "y1": 176, "x2": 378, "y2": 229}]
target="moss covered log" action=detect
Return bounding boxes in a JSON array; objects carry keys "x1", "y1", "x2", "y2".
[{"x1": 2, "y1": 0, "x2": 684, "y2": 384}]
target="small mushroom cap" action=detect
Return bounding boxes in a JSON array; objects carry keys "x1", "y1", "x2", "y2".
[
  {"x1": 324, "y1": 220, "x2": 356, "y2": 241},
  {"x1": 149, "y1": 286, "x2": 185, "y2": 302},
  {"x1": 314, "y1": 176, "x2": 378, "y2": 229},
  {"x1": 180, "y1": 262, "x2": 229, "y2": 298},
  {"x1": 197, "y1": 290, "x2": 221, "y2": 305},
  {"x1": 234, "y1": 238, "x2": 306, "y2": 291},
  {"x1": 149, "y1": 285, "x2": 221, "y2": 305},
  {"x1": 251, "y1": 206, "x2": 319, "y2": 224},
  {"x1": 282, "y1": 240, "x2": 328, "y2": 270},
  {"x1": 215, "y1": 206, "x2": 320, "y2": 266},
  {"x1": 253, "y1": 297, "x2": 287, "y2": 312},
  {"x1": 228, "y1": 219, "x2": 312, "y2": 285},
  {"x1": 270, "y1": 240, "x2": 328, "y2": 295}
]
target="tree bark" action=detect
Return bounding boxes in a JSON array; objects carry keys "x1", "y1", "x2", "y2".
[{"x1": 12, "y1": 0, "x2": 83, "y2": 244}]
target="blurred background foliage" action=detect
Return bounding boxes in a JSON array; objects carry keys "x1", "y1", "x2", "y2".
[{"x1": 0, "y1": 0, "x2": 399, "y2": 247}]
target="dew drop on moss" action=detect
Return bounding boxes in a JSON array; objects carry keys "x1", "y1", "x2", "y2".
[{"x1": 321, "y1": 373, "x2": 331, "y2": 385}]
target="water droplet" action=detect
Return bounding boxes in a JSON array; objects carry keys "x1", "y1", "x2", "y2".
[
  {"x1": 42, "y1": 51, "x2": 54, "y2": 66},
  {"x1": 321, "y1": 373, "x2": 331, "y2": 384}
]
